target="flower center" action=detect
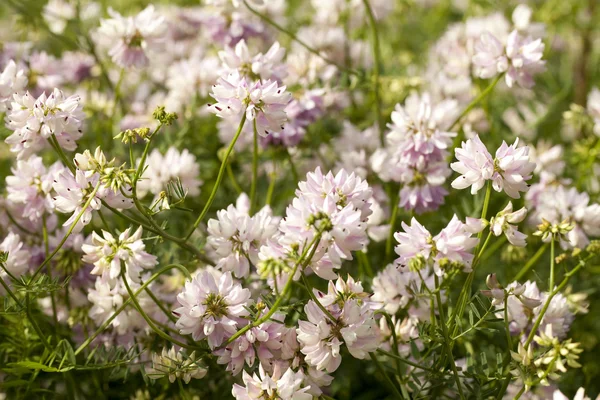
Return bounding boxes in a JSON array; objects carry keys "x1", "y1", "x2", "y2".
[{"x1": 203, "y1": 293, "x2": 229, "y2": 318}]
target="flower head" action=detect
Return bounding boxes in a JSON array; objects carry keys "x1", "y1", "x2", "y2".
[{"x1": 174, "y1": 270, "x2": 251, "y2": 348}]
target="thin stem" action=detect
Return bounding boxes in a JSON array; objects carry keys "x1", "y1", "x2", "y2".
[
  {"x1": 121, "y1": 268, "x2": 199, "y2": 350},
  {"x1": 74, "y1": 264, "x2": 191, "y2": 356},
  {"x1": 369, "y1": 352, "x2": 403, "y2": 398},
  {"x1": 385, "y1": 195, "x2": 399, "y2": 261},
  {"x1": 31, "y1": 182, "x2": 102, "y2": 280},
  {"x1": 185, "y1": 113, "x2": 247, "y2": 240},
  {"x1": 549, "y1": 238, "x2": 555, "y2": 291},
  {"x1": 524, "y1": 257, "x2": 586, "y2": 348},
  {"x1": 250, "y1": 119, "x2": 259, "y2": 215},
  {"x1": 242, "y1": 0, "x2": 360, "y2": 76},
  {"x1": 266, "y1": 168, "x2": 276, "y2": 206},
  {"x1": 42, "y1": 215, "x2": 59, "y2": 328},
  {"x1": 362, "y1": 0, "x2": 386, "y2": 146},
  {"x1": 227, "y1": 163, "x2": 243, "y2": 195},
  {"x1": 376, "y1": 349, "x2": 434, "y2": 372},
  {"x1": 300, "y1": 272, "x2": 336, "y2": 322},
  {"x1": 449, "y1": 74, "x2": 503, "y2": 131},
  {"x1": 514, "y1": 243, "x2": 548, "y2": 281},
  {"x1": 223, "y1": 235, "x2": 321, "y2": 346},
  {"x1": 435, "y1": 275, "x2": 466, "y2": 400}
]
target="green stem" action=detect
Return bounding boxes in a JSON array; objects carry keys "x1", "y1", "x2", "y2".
[
  {"x1": 369, "y1": 352, "x2": 403, "y2": 398},
  {"x1": 185, "y1": 112, "x2": 247, "y2": 240},
  {"x1": 524, "y1": 254, "x2": 586, "y2": 348},
  {"x1": 549, "y1": 238, "x2": 555, "y2": 291},
  {"x1": 242, "y1": 0, "x2": 360, "y2": 76},
  {"x1": 376, "y1": 349, "x2": 434, "y2": 372},
  {"x1": 121, "y1": 268, "x2": 200, "y2": 350},
  {"x1": 42, "y1": 215, "x2": 59, "y2": 328},
  {"x1": 300, "y1": 272, "x2": 336, "y2": 321},
  {"x1": 385, "y1": 194, "x2": 399, "y2": 261},
  {"x1": 435, "y1": 275, "x2": 466, "y2": 400},
  {"x1": 362, "y1": 0, "x2": 385, "y2": 146},
  {"x1": 31, "y1": 182, "x2": 102, "y2": 280},
  {"x1": 74, "y1": 264, "x2": 191, "y2": 356},
  {"x1": 250, "y1": 120, "x2": 259, "y2": 215},
  {"x1": 449, "y1": 74, "x2": 503, "y2": 131},
  {"x1": 223, "y1": 234, "x2": 321, "y2": 346},
  {"x1": 227, "y1": 163, "x2": 243, "y2": 195},
  {"x1": 514, "y1": 243, "x2": 548, "y2": 281}
]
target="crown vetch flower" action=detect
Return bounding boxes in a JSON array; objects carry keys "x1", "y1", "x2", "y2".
[
  {"x1": 451, "y1": 135, "x2": 535, "y2": 199},
  {"x1": 5, "y1": 89, "x2": 84, "y2": 158},
  {"x1": 0, "y1": 232, "x2": 30, "y2": 278},
  {"x1": 174, "y1": 270, "x2": 251, "y2": 349},
  {"x1": 208, "y1": 71, "x2": 292, "y2": 137},
  {"x1": 147, "y1": 347, "x2": 207, "y2": 384},
  {"x1": 394, "y1": 215, "x2": 479, "y2": 275},
  {"x1": 505, "y1": 30, "x2": 546, "y2": 89},
  {"x1": 231, "y1": 363, "x2": 312, "y2": 400},
  {"x1": 472, "y1": 31, "x2": 508, "y2": 79},
  {"x1": 82, "y1": 226, "x2": 158, "y2": 283},
  {"x1": 0, "y1": 60, "x2": 27, "y2": 112},
  {"x1": 207, "y1": 193, "x2": 280, "y2": 278},
  {"x1": 52, "y1": 169, "x2": 103, "y2": 232},
  {"x1": 96, "y1": 5, "x2": 167, "y2": 68},
  {"x1": 490, "y1": 202, "x2": 528, "y2": 247},
  {"x1": 6, "y1": 156, "x2": 64, "y2": 222}
]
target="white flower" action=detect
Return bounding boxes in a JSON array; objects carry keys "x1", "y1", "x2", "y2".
[
  {"x1": 88, "y1": 276, "x2": 162, "y2": 336},
  {"x1": 232, "y1": 363, "x2": 312, "y2": 400},
  {"x1": 147, "y1": 347, "x2": 207, "y2": 384},
  {"x1": 588, "y1": 87, "x2": 600, "y2": 136},
  {"x1": 395, "y1": 216, "x2": 479, "y2": 275},
  {"x1": 96, "y1": 5, "x2": 167, "y2": 68},
  {"x1": 0, "y1": 60, "x2": 27, "y2": 112},
  {"x1": 296, "y1": 298, "x2": 380, "y2": 373},
  {"x1": 505, "y1": 30, "x2": 546, "y2": 89},
  {"x1": 43, "y1": 0, "x2": 75, "y2": 34},
  {"x1": 451, "y1": 135, "x2": 535, "y2": 199},
  {"x1": 6, "y1": 156, "x2": 64, "y2": 222},
  {"x1": 137, "y1": 147, "x2": 203, "y2": 197},
  {"x1": 208, "y1": 71, "x2": 292, "y2": 137},
  {"x1": 219, "y1": 40, "x2": 287, "y2": 82},
  {"x1": 52, "y1": 169, "x2": 103, "y2": 232},
  {"x1": 5, "y1": 89, "x2": 84, "y2": 158},
  {"x1": 174, "y1": 270, "x2": 251, "y2": 349},
  {"x1": 207, "y1": 193, "x2": 280, "y2": 278},
  {"x1": 82, "y1": 227, "x2": 158, "y2": 283},
  {"x1": 490, "y1": 202, "x2": 528, "y2": 247},
  {"x1": 0, "y1": 232, "x2": 30, "y2": 278},
  {"x1": 371, "y1": 264, "x2": 415, "y2": 314},
  {"x1": 472, "y1": 32, "x2": 508, "y2": 79}
]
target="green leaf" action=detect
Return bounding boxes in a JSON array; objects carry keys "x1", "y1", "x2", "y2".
[{"x1": 8, "y1": 361, "x2": 73, "y2": 372}]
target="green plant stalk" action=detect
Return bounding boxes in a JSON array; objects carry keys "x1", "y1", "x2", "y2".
[
  {"x1": 300, "y1": 272, "x2": 336, "y2": 322},
  {"x1": 524, "y1": 254, "x2": 586, "y2": 349},
  {"x1": 513, "y1": 243, "x2": 548, "y2": 281},
  {"x1": 362, "y1": 0, "x2": 386, "y2": 146},
  {"x1": 369, "y1": 352, "x2": 404, "y2": 398},
  {"x1": 376, "y1": 349, "x2": 434, "y2": 372},
  {"x1": 185, "y1": 112, "x2": 247, "y2": 240},
  {"x1": 451, "y1": 182, "x2": 492, "y2": 332},
  {"x1": 31, "y1": 182, "x2": 102, "y2": 280},
  {"x1": 227, "y1": 163, "x2": 243, "y2": 195},
  {"x1": 385, "y1": 195, "x2": 399, "y2": 261},
  {"x1": 74, "y1": 264, "x2": 191, "y2": 356},
  {"x1": 250, "y1": 120, "x2": 259, "y2": 215},
  {"x1": 122, "y1": 269, "x2": 197, "y2": 350},
  {"x1": 242, "y1": 0, "x2": 360, "y2": 76},
  {"x1": 435, "y1": 275, "x2": 466, "y2": 400},
  {"x1": 449, "y1": 74, "x2": 503, "y2": 131},
  {"x1": 42, "y1": 215, "x2": 59, "y2": 328},
  {"x1": 223, "y1": 234, "x2": 321, "y2": 346}
]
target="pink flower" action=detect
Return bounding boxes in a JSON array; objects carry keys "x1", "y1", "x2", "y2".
[
  {"x1": 505, "y1": 30, "x2": 546, "y2": 88},
  {"x1": 174, "y1": 271, "x2": 251, "y2": 349},
  {"x1": 472, "y1": 31, "x2": 508, "y2": 79}
]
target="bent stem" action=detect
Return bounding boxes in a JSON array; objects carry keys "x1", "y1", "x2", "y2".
[
  {"x1": 31, "y1": 182, "x2": 102, "y2": 280},
  {"x1": 449, "y1": 74, "x2": 503, "y2": 131},
  {"x1": 362, "y1": 0, "x2": 385, "y2": 146},
  {"x1": 74, "y1": 264, "x2": 191, "y2": 356},
  {"x1": 250, "y1": 120, "x2": 259, "y2": 215},
  {"x1": 185, "y1": 112, "x2": 247, "y2": 240},
  {"x1": 242, "y1": 0, "x2": 360, "y2": 76},
  {"x1": 223, "y1": 234, "x2": 321, "y2": 346}
]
